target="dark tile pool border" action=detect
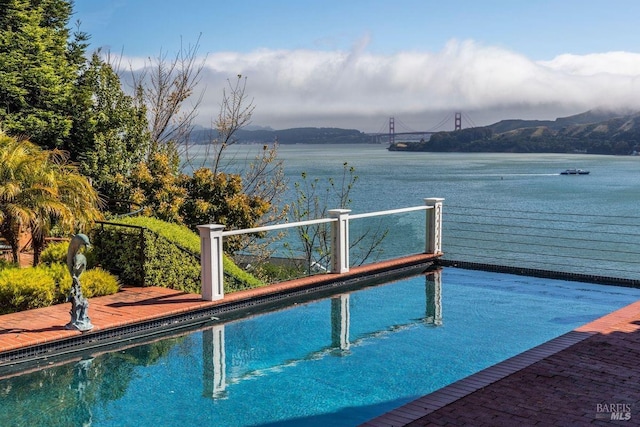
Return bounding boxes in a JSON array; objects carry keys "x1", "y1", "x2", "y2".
[{"x1": 437, "y1": 259, "x2": 640, "y2": 289}]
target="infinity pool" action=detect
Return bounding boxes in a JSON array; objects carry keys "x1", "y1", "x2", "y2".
[{"x1": 2, "y1": 268, "x2": 640, "y2": 426}]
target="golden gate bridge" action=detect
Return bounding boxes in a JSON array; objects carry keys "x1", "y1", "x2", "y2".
[{"x1": 371, "y1": 112, "x2": 476, "y2": 144}]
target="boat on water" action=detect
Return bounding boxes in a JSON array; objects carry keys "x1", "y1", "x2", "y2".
[{"x1": 560, "y1": 168, "x2": 590, "y2": 175}]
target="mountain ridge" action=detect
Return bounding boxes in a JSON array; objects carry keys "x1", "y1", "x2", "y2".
[
  {"x1": 390, "y1": 109, "x2": 640, "y2": 155},
  {"x1": 191, "y1": 126, "x2": 373, "y2": 145}
]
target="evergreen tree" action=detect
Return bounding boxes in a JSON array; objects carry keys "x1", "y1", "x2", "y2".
[
  {"x1": 0, "y1": 1, "x2": 150, "y2": 206},
  {"x1": 71, "y1": 53, "x2": 151, "y2": 205},
  {"x1": 0, "y1": 0, "x2": 79, "y2": 149}
]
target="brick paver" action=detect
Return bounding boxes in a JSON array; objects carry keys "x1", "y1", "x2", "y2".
[{"x1": 0, "y1": 286, "x2": 212, "y2": 354}]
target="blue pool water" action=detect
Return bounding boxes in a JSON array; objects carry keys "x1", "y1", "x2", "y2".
[{"x1": 2, "y1": 267, "x2": 640, "y2": 427}]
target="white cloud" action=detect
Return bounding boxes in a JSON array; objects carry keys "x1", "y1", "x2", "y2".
[
  {"x1": 122, "y1": 40, "x2": 640, "y2": 132},
  {"x1": 540, "y1": 52, "x2": 640, "y2": 76}
]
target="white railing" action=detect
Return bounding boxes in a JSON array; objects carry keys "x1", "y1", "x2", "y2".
[{"x1": 197, "y1": 198, "x2": 444, "y2": 301}]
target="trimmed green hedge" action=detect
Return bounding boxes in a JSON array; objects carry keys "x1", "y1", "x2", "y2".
[{"x1": 92, "y1": 217, "x2": 264, "y2": 293}]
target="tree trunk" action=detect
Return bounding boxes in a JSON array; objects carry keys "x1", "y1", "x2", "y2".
[
  {"x1": 11, "y1": 247, "x2": 19, "y2": 265},
  {"x1": 0, "y1": 227, "x2": 21, "y2": 266}
]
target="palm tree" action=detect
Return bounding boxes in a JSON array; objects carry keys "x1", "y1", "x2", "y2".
[
  {"x1": 31, "y1": 151, "x2": 104, "y2": 265},
  {"x1": 0, "y1": 132, "x2": 103, "y2": 266}
]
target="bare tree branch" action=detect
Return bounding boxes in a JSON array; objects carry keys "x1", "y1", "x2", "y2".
[
  {"x1": 129, "y1": 35, "x2": 206, "y2": 157},
  {"x1": 210, "y1": 75, "x2": 256, "y2": 174}
]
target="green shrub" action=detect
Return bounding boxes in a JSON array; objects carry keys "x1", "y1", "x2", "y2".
[
  {"x1": 92, "y1": 224, "x2": 143, "y2": 285},
  {"x1": 82, "y1": 268, "x2": 121, "y2": 297},
  {"x1": 0, "y1": 261, "x2": 120, "y2": 314},
  {"x1": 0, "y1": 259, "x2": 18, "y2": 270},
  {"x1": 254, "y1": 262, "x2": 305, "y2": 283},
  {"x1": 40, "y1": 241, "x2": 69, "y2": 265},
  {"x1": 223, "y1": 260, "x2": 264, "y2": 291},
  {"x1": 115, "y1": 216, "x2": 200, "y2": 252},
  {"x1": 92, "y1": 222, "x2": 199, "y2": 292},
  {"x1": 0, "y1": 268, "x2": 56, "y2": 314},
  {"x1": 46, "y1": 262, "x2": 69, "y2": 288}
]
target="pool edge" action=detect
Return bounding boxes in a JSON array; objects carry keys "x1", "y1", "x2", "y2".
[{"x1": 0, "y1": 254, "x2": 439, "y2": 371}]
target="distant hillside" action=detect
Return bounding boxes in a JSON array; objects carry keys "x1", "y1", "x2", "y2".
[
  {"x1": 389, "y1": 110, "x2": 640, "y2": 155},
  {"x1": 191, "y1": 127, "x2": 373, "y2": 145},
  {"x1": 487, "y1": 109, "x2": 628, "y2": 133}
]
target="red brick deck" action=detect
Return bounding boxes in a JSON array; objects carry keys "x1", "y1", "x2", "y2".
[
  {"x1": 0, "y1": 286, "x2": 212, "y2": 354},
  {"x1": 1, "y1": 254, "x2": 639, "y2": 425}
]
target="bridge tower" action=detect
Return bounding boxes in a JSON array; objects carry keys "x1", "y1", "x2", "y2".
[
  {"x1": 454, "y1": 112, "x2": 462, "y2": 131},
  {"x1": 389, "y1": 117, "x2": 395, "y2": 144}
]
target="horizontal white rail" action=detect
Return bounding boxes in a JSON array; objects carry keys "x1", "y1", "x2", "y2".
[
  {"x1": 350, "y1": 205, "x2": 430, "y2": 220},
  {"x1": 222, "y1": 205, "x2": 432, "y2": 236},
  {"x1": 222, "y1": 217, "x2": 336, "y2": 237}
]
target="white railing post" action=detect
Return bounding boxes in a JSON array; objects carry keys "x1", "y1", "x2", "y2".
[
  {"x1": 424, "y1": 198, "x2": 444, "y2": 254},
  {"x1": 328, "y1": 209, "x2": 351, "y2": 273},
  {"x1": 197, "y1": 224, "x2": 225, "y2": 301}
]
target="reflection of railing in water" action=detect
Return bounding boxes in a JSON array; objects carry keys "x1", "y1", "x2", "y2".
[
  {"x1": 201, "y1": 270, "x2": 442, "y2": 399},
  {"x1": 197, "y1": 198, "x2": 444, "y2": 301},
  {"x1": 331, "y1": 295, "x2": 350, "y2": 351},
  {"x1": 425, "y1": 270, "x2": 442, "y2": 326},
  {"x1": 203, "y1": 326, "x2": 226, "y2": 398}
]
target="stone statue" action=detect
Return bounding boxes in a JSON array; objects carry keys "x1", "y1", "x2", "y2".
[{"x1": 65, "y1": 234, "x2": 93, "y2": 332}]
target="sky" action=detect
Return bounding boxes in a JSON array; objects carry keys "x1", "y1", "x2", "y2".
[{"x1": 72, "y1": 0, "x2": 640, "y2": 132}]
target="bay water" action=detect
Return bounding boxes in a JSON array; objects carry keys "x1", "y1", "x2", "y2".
[{"x1": 215, "y1": 143, "x2": 640, "y2": 214}]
